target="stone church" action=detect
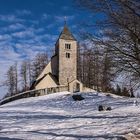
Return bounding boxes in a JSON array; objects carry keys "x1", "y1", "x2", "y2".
[{"x1": 34, "y1": 24, "x2": 88, "y2": 92}]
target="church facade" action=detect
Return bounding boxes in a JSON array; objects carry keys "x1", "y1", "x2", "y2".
[{"x1": 34, "y1": 24, "x2": 84, "y2": 92}]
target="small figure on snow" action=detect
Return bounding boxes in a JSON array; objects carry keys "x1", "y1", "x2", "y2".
[
  {"x1": 133, "y1": 100, "x2": 138, "y2": 106},
  {"x1": 98, "y1": 105, "x2": 112, "y2": 111}
]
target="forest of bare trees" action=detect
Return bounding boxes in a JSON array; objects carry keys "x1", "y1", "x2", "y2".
[
  {"x1": 77, "y1": 42, "x2": 115, "y2": 92},
  {"x1": 5, "y1": 52, "x2": 48, "y2": 98},
  {"x1": 76, "y1": 0, "x2": 140, "y2": 95}
]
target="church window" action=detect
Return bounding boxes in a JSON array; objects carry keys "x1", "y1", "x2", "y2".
[
  {"x1": 65, "y1": 43, "x2": 71, "y2": 49},
  {"x1": 66, "y1": 52, "x2": 70, "y2": 58}
]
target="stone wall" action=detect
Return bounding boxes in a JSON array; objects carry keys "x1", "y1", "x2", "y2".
[
  {"x1": 0, "y1": 85, "x2": 68, "y2": 105},
  {"x1": 58, "y1": 39, "x2": 77, "y2": 85}
]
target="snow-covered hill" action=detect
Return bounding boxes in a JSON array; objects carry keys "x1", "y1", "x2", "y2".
[{"x1": 0, "y1": 91, "x2": 140, "y2": 140}]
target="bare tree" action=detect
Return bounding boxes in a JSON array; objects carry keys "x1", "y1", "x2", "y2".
[
  {"x1": 6, "y1": 63, "x2": 18, "y2": 96},
  {"x1": 101, "y1": 49, "x2": 115, "y2": 92},
  {"x1": 77, "y1": 42, "x2": 114, "y2": 91},
  {"x1": 76, "y1": 0, "x2": 140, "y2": 87},
  {"x1": 20, "y1": 61, "x2": 29, "y2": 91},
  {"x1": 31, "y1": 52, "x2": 49, "y2": 81},
  {"x1": 6, "y1": 66, "x2": 15, "y2": 96},
  {"x1": 14, "y1": 62, "x2": 18, "y2": 94},
  {"x1": 27, "y1": 60, "x2": 32, "y2": 87},
  {"x1": 4, "y1": 52, "x2": 49, "y2": 95}
]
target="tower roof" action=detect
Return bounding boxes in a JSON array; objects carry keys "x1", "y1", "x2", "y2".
[{"x1": 59, "y1": 25, "x2": 76, "y2": 41}]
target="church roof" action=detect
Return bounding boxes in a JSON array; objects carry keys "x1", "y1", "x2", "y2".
[
  {"x1": 34, "y1": 72, "x2": 59, "y2": 86},
  {"x1": 59, "y1": 24, "x2": 76, "y2": 41}
]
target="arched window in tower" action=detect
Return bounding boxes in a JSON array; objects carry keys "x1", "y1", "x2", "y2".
[
  {"x1": 65, "y1": 43, "x2": 71, "y2": 50},
  {"x1": 66, "y1": 52, "x2": 70, "y2": 58}
]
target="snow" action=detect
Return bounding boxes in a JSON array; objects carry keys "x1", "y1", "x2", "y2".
[{"x1": 0, "y1": 91, "x2": 140, "y2": 140}]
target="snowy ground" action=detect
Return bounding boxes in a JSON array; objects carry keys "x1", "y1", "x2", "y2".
[{"x1": 0, "y1": 91, "x2": 140, "y2": 140}]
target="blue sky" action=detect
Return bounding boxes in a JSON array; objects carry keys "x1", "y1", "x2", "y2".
[{"x1": 0, "y1": 0, "x2": 94, "y2": 97}]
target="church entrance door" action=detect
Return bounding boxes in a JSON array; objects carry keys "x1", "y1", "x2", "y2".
[{"x1": 73, "y1": 82, "x2": 80, "y2": 92}]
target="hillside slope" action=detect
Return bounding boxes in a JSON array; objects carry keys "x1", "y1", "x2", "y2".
[{"x1": 0, "y1": 91, "x2": 140, "y2": 140}]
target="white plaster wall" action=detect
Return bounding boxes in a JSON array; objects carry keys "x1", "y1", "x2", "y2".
[{"x1": 35, "y1": 74, "x2": 57, "y2": 90}]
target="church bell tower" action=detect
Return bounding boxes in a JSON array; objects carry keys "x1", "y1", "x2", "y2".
[{"x1": 55, "y1": 24, "x2": 77, "y2": 85}]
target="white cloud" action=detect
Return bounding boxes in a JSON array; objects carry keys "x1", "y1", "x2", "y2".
[
  {"x1": 57, "y1": 26, "x2": 63, "y2": 32},
  {"x1": 46, "y1": 23, "x2": 55, "y2": 29},
  {"x1": 0, "y1": 13, "x2": 38, "y2": 25},
  {"x1": 0, "y1": 34, "x2": 11, "y2": 41},
  {"x1": 0, "y1": 45, "x2": 21, "y2": 62},
  {"x1": 12, "y1": 29, "x2": 35, "y2": 38},
  {"x1": 15, "y1": 10, "x2": 32, "y2": 16},
  {"x1": 8, "y1": 23, "x2": 26, "y2": 31},
  {"x1": 35, "y1": 28, "x2": 45, "y2": 33},
  {"x1": 1, "y1": 23, "x2": 26, "y2": 32},
  {"x1": 42, "y1": 13, "x2": 51, "y2": 20},
  {"x1": 0, "y1": 86, "x2": 7, "y2": 99},
  {"x1": 35, "y1": 34, "x2": 57, "y2": 42},
  {"x1": 0, "y1": 15, "x2": 24, "y2": 23}
]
